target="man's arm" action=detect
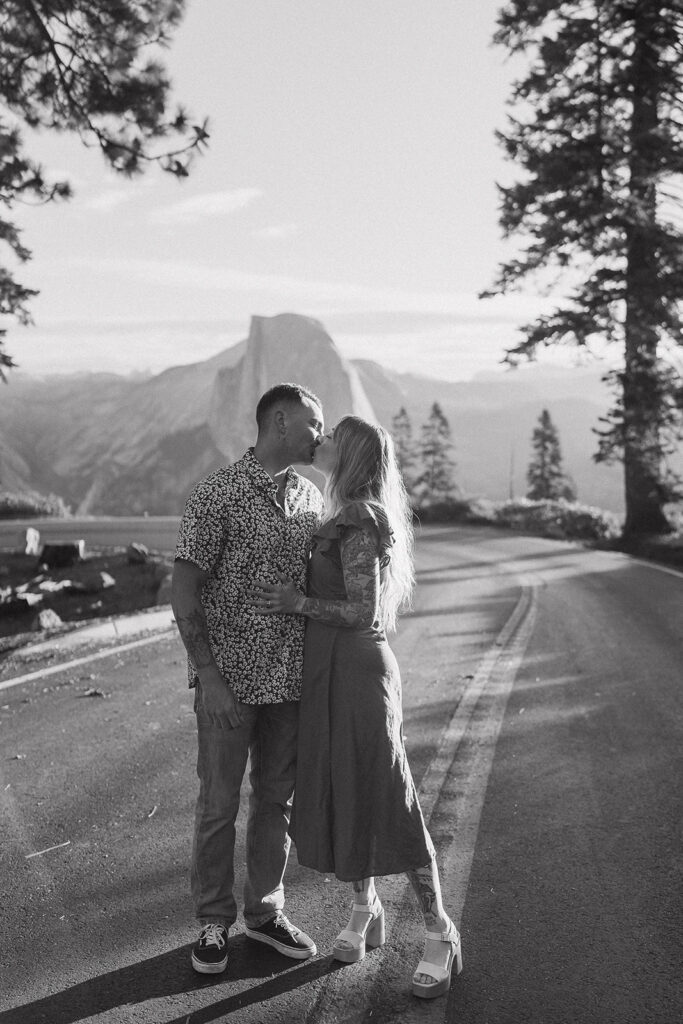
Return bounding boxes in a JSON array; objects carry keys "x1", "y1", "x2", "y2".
[{"x1": 171, "y1": 558, "x2": 242, "y2": 728}]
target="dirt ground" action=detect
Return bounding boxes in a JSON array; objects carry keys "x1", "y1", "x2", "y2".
[{"x1": 0, "y1": 546, "x2": 173, "y2": 643}]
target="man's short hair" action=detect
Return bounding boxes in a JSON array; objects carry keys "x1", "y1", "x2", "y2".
[{"x1": 255, "y1": 383, "x2": 321, "y2": 430}]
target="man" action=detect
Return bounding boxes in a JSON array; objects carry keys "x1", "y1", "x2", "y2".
[{"x1": 172, "y1": 383, "x2": 325, "y2": 974}]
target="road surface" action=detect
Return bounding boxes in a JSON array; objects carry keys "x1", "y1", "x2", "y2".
[
  {"x1": 0, "y1": 525, "x2": 680, "y2": 1024},
  {"x1": 0, "y1": 516, "x2": 181, "y2": 555}
]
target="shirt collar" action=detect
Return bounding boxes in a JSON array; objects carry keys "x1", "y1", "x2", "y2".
[{"x1": 243, "y1": 447, "x2": 298, "y2": 494}]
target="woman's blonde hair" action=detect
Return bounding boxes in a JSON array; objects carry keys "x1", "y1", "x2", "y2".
[{"x1": 324, "y1": 415, "x2": 414, "y2": 631}]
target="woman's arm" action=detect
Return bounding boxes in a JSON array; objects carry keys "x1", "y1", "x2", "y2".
[
  {"x1": 248, "y1": 526, "x2": 380, "y2": 628},
  {"x1": 299, "y1": 527, "x2": 379, "y2": 627}
]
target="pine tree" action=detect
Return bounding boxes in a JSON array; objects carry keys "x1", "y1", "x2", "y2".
[
  {"x1": 0, "y1": 0, "x2": 209, "y2": 377},
  {"x1": 391, "y1": 406, "x2": 418, "y2": 496},
  {"x1": 415, "y1": 402, "x2": 458, "y2": 503},
  {"x1": 527, "y1": 409, "x2": 577, "y2": 501},
  {"x1": 486, "y1": 1, "x2": 683, "y2": 536}
]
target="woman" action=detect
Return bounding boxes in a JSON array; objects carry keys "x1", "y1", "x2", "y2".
[{"x1": 248, "y1": 415, "x2": 462, "y2": 999}]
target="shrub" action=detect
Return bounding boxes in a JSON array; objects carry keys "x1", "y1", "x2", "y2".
[
  {"x1": 0, "y1": 490, "x2": 71, "y2": 519},
  {"x1": 411, "y1": 495, "x2": 622, "y2": 542},
  {"x1": 493, "y1": 498, "x2": 621, "y2": 541}
]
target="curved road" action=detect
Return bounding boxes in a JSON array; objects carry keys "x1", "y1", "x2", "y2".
[{"x1": 0, "y1": 525, "x2": 680, "y2": 1024}]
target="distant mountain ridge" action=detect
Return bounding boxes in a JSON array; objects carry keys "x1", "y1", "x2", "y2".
[{"x1": 0, "y1": 312, "x2": 625, "y2": 514}]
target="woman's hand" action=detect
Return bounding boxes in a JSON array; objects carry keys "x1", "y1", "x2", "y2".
[{"x1": 246, "y1": 571, "x2": 306, "y2": 615}]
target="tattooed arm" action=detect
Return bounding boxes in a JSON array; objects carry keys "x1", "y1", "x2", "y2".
[
  {"x1": 299, "y1": 527, "x2": 379, "y2": 627},
  {"x1": 248, "y1": 526, "x2": 380, "y2": 628},
  {"x1": 171, "y1": 559, "x2": 242, "y2": 727}
]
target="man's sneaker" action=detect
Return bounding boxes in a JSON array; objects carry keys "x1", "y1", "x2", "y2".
[
  {"x1": 245, "y1": 913, "x2": 317, "y2": 959},
  {"x1": 191, "y1": 923, "x2": 229, "y2": 974}
]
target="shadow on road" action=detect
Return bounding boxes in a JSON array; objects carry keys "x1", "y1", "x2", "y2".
[{"x1": 0, "y1": 937, "x2": 343, "y2": 1024}]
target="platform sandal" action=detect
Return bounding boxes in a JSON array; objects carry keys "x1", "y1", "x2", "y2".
[
  {"x1": 412, "y1": 919, "x2": 463, "y2": 999},
  {"x1": 332, "y1": 897, "x2": 385, "y2": 963}
]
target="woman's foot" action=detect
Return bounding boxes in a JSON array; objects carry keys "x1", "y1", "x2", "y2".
[
  {"x1": 412, "y1": 918, "x2": 462, "y2": 999},
  {"x1": 332, "y1": 897, "x2": 385, "y2": 963}
]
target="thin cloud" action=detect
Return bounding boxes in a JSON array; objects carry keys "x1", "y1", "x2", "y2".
[
  {"x1": 148, "y1": 188, "x2": 262, "y2": 225},
  {"x1": 252, "y1": 223, "x2": 299, "y2": 240},
  {"x1": 69, "y1": 255, "x2": 551, "y2": 322},
  {"x1": 83, "y1": 188, "x2": 133, "y2": 212}
]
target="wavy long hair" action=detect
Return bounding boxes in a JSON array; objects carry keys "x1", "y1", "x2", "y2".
[{"x1": 324, "y1": 415, "x2": 414, "y2": 631}]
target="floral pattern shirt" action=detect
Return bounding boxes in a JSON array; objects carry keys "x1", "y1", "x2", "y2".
[{"x1": 175, "y1": 448, "x2": 324, "y2": 703}]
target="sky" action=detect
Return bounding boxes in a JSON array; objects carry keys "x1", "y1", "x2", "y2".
[{"x1": 5, "y1": 0, "x2": 582, "y2": 382}]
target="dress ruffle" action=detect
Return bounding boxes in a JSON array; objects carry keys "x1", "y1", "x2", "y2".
[{"x1": 313, "y1": 502, "x2": 394, "y2": 568}]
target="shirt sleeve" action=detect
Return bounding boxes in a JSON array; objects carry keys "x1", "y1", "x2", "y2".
[{"x1": 175, "y1": 475, "x2": 228, "y2": 573}]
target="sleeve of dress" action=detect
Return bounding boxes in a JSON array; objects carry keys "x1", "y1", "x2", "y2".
[
  {"x1": 312, "y1": 501, "x2": 394, "y2": 567},
  {"x1": 298, "y1": 503, "x2": 394, "y2": 628},
  {"x1": 335, "y1": 502, "x2": 394, "y2": 567}
]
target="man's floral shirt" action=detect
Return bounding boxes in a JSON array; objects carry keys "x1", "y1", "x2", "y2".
[{"x1": 175, "y1": 448, "x2": 324, "y2": 703}]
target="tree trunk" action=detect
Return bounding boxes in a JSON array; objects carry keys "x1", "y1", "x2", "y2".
[{"x1": 622, "y1": 2, "x2": 671, "y2": 537}]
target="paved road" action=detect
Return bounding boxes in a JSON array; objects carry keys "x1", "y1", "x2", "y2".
[
  {"x1": 0, "y1": 516, "x2": 181, "y2": 554},
  {"x1": 0, "y1": 526, "x2": 680, "y2": 1024}
]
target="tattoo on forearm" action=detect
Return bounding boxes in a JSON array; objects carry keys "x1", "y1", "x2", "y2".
[
  {"x1": 176, "y1": 608, "x2": 214, "y2": 669},
  {"x1": 302, "y1": 527, "x2": 380, "y2": 627}
]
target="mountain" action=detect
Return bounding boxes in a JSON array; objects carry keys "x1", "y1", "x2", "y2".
[
  {"x1": 209, "y1": 314, "x2": 375, "y2": 462},
  {"x1": 0, "y1": 314, "x2": 376, "y2": 515},
  {"x1": 0, "y1": 312, "x2": 628, "y2": 514},
  {"x1": 352, "y1": 360, "x2": 625, "y2": 511}
]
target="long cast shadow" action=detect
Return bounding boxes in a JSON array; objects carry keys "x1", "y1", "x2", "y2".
[{"x1": 0, "y1": 938, "x2": 343, "y2": 1024}]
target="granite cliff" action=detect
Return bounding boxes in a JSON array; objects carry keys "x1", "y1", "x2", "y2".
[{"x1": 0, "y1": 312, "x2": 625, "y2": 514}]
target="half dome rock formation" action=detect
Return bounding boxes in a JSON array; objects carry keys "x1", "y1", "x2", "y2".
[
  {"x1": 0, "y1": 313, "x2": 627, "y2": 514},
  {"x1": 209, "y1": 313, "x2": 376, "y2": 460}
]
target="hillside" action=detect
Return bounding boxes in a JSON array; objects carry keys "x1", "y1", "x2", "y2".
[{"x1": 1, "y1": 313, "x2": 626, "y2": 514}]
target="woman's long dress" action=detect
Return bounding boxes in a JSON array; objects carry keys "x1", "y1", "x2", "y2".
[{"x1": 290, "y1": 502, "x2": 434, "y2": 881}]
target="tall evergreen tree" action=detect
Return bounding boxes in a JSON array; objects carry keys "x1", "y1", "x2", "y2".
[
  {"x1": 486, "y1": 1, "x2": 683, "y2": 536},
  {"x1": 527, "y1": 408, "x2": 577, "y2": 500},
  {"x1": 391, "y1": 406, "x2": 418, "y2": 496},
  {"x1": 0, "y1": 0, "x2": 209, "y2": 377},
  {"x1": 415, "y1": 402, "x2": 458, "y2": 502}
]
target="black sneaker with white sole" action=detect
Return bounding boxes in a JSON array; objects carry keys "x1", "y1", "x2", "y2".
[
  {"x1": 191, "y1": 923, "x2": 229, "y2": 974},
  {"x1": 245, "y1": 913, "x2": 316, "y2": 959}
]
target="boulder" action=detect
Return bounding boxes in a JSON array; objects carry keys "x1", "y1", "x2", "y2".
[
  {"x1": 127, "y1": 542, "x2": 150, "y2": 564},
  {"x1": 39, "y1": 541, "x2": 85, "y2": 569},
  {"x1": 37, "y1": 579, "x2": 72, "y2": 593},
  {"x1": 0, "y1": 591, "x2": 43, "y2": 616},
  {"x1": 25, "y1": 528, "x2": 41, "y2": 556},
  {"x1": 77, "y1": 571, "x2": 115, "y2": 594},
  {"x1": 32, "y1": 608, "x2": 62, "y2": 631}
]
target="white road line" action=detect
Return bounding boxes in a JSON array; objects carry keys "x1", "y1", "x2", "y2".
[
  {"x1": 0, "y1": 630, "x2": 175, "y2": 692},
  {"x1": 630, "y1": 556, "x2": 683, "y2": 579},
  {"x1": 306, "y1": 576, "x2": 538, "y2": 1024}
]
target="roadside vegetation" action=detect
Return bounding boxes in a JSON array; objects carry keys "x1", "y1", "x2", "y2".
[
  {"x1": 0, "y1": 545, "x2": 173, "y2": 645},
  {"x1": 485, "y1": 1, "x2": 683, "y2": 539},
  {"x1": 0, "y1": 490, "x2": 71, "y2": 519},
  {"x1": 399, "y1": 404, "x2": 683, "y2": 570}
]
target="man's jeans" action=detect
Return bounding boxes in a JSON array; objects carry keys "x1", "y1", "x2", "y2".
[{"x1": 192, "y1": 693, "x2": 299, "y2": 929}]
